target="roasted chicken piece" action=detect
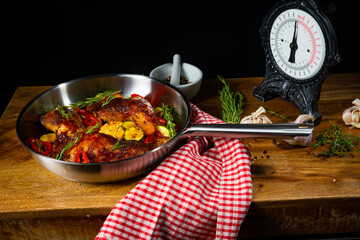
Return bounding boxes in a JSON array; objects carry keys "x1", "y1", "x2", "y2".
[
  {"x1": 62, "y1": 132, "x2": 155, "y2": 163},
  {"x1": 87, "y1": 98, "x2": 157, "y2": 136},
  {"x1": 40, "y1": 107, "x2": 85, "y2": 137}
]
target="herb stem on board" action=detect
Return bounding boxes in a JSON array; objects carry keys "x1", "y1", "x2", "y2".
[
  {"x1": 311, "y1": 121, "x2": 360, "y2": 158},
  {"x1": 266, "y1": 109, "x2": 290, "y2": 122}
]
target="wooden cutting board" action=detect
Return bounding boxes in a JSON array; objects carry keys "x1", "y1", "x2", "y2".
[{"x1": 0, "y1": 73, "x2": 359, "y2": 238}]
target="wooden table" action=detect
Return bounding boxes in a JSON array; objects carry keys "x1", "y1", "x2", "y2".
[{"x1": 0, "y1": 73, "x2": 359, "y2": 239}]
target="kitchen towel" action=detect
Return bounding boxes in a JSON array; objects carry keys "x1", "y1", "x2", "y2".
[{"x1": 96, "y1": 103, "x2": 252, "y2": 239}]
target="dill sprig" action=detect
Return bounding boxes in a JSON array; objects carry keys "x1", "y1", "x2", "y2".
[
  {"x1": 218, "y1": 75, "x2": 245, "y2": 123},
  {"x1": 69, "y1": 90, "x2": 120, "y2": 109},
  {"x1": 311, "y1": 121, "x2": 360, "y2": 158}
]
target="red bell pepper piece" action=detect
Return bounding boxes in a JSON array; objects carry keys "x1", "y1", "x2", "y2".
[
  {"x1": 84, "y1": 114, "x2": 101, "y2": 126},
  {"x1": 130, "y1": 94, "x2": 143, "y2": 99},
  {"x1": 29, "y1": 138, "x2": 52, "y2": 156},
  {"x1": 143, "y1": 134, "x2": 155, "y2": 143},
  {"x1": 157, "y1": 117, "x2": 166, "y2": 125},
  {"x1": 74, "y1": 150, "x2": 90, "y2": 163},
  {"x1": 75, "y1": 107, "x2": 88, "y2": 117}
]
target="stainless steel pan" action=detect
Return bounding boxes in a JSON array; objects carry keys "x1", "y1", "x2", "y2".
[{"x1": 16, "y1": 74, "x2": 313, "y2": 183}]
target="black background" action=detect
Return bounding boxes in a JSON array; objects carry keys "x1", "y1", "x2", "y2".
[{"x1": 2, "y1": 0, "x2": 359, "y2": 114}]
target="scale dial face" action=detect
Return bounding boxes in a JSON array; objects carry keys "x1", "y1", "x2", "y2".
[{"x1": 270, "y1": 9, "x2": 326, "y2": 80}]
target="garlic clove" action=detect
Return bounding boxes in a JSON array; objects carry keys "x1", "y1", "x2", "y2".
[
  {"x1": 294, "y1": 114, "x2": 314, "y2": 124},
  {"x1": 342, "y1": 107, "x2": 355, "y2": 125},
  {"x1": 260, "y1": 115, "x2": 273, "y2": 124},
  {"x1": 352, "y1": 98, "x2": 360, "y2": 107},
  {"x1": 284, "y1": 114, "x2": 314, "y2": 147},
  {"x1": 240, "y1": 106, "x2": 272, "y2": 124},
  {"x1": 342, "y1": 99, "x2": 360, "y2": 128}
]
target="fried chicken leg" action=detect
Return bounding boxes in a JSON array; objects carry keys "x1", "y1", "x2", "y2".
[
  {"x1": 62, "y1": 132, "x2": 155, "y2": 163},
  {"x1": 40, "y1": 107, "x2": 85, "y2": 137}
]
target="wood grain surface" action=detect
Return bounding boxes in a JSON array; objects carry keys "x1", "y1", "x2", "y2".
[{"x1": 0, "y1": 73, "x2": 359, "y2": 239}]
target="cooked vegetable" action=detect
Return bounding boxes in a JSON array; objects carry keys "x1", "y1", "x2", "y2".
[
  {"x1": 84, "y1": 114, "x2": 101, "y2": 127},
  {"x1": 124, "y1": 126, "x2": 144, "y2": 141},
  {"x1": 154, "y1": 107, "x2": 163, "y2": 117},
  {"x1": 29, "y1": 138, "x2": 52, "y2": 156},
  {"x1": 99, "y1": 122, "x2": 124, "y2": 140},
  {"x1": 40, "y1": 133, "x2": 56, "y2": 143},
  {"x1": 122, "y1": 121, "x2": 137, "y2": 130},
  {"x1": 75, "y1": 151, "x2": 90, "y2": 163},
  {"x1": 130, "y1": 94, "x2": 143, "y2": 99},
  {"x1": 156, "y1": 126, "x2": 170, "y2": 137}
]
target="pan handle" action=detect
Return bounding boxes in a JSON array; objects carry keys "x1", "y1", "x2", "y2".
[{"x1": 180, "y1": 122, "x2": 313, "y2": 139}]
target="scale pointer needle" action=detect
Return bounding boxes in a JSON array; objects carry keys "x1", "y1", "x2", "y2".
[{"x1": 288, "y1": 20, "x2": 298, "y2": 63}]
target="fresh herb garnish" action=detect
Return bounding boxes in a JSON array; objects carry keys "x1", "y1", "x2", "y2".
[
  {"x1": 34, "y1": 139, "x2": 42, "y2": 152},
  {"x1": 47, "y1": 105, "x2": 70, "y2": 119},
  {"x1": 311, "y1": 121, "x2": 360, "y2": 158},
  {"x1": 55, "y1": 123, "x2": 101, "y2": 159},
  {"x1": 266, "y1": 109, "x2": 290, "y2": 122},
  {"x1": 111, "y1": 139, "x2": 124, "y2": 150},
  {"x1": 218, "y1": 75, "x2": 245, "y2": 123},
  {"x1": 69, "y1": 90, "x2": 121, "y2": 109},
  {"x1": 85, "y1": 122, "x2": 101, "y2": 134},
  {"x1": 162, "y1": 104, "x2": 176, "y2": 138},
  {"x1": 55, "y1": 134, "x2": 83, "y2": 160}
]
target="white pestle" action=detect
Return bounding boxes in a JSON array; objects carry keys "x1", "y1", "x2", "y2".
[{"x1": 170, "y1": 54, "x2": 181, "y2": 86}]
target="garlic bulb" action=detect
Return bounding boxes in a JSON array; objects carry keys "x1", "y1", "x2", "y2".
[
  {"x1": 240, "y1": 106, "x2": 272, "y2": 124},
  {"x1": 342, "y1": 99, "x2": 360, "y2": 128},
  {"x1": 284, "y1": 114, "x2": 314, "y2": 147}
]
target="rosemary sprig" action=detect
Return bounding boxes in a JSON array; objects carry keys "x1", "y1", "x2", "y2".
[
  {"x1": 311, "y1": 121, "x2": 360, "y2": 158},
  {"x1": 55, "y1": 134, "x2": 83, "y2": 160},
  {"x1": 69, "y1": 90, "x2": 120, "y2": 109},
  {"x1": 218, "y1": 75, "x2": 244, "y2": 123},
  {"x1": 111, "y1": 139, "x2": 124, "y2": 150},
  {"x1": 266, "y1": 109, "x2": 290, "y2": 122},
  {"x1": 85, "y1": 122, "x2": 101, "y2": 134},
  {"x1": 47, "y1": 105, "x2": 70, "y2": 119},
  {"x1": 55, "y1": 123, "x2": 101, "y2": 159}
]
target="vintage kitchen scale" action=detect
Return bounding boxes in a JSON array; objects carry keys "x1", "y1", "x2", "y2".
[{"x1": 253, "y1": 0, "x2": 340, "y2": 125}]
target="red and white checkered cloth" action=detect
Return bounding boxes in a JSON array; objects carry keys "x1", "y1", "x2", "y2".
[{"x1": 96, "y1": 103, "x2": 252, "y2": 240}]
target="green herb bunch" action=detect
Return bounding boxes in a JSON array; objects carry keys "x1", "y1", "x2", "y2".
[
  {"x1": 218, "y1": 75, "x2": 245, "y2": 123},
  {"x1": 161, "y1": 104, "x2": 177, "y2": 138},
  {"x1": 311, "y1": 121, "x2": 360, "y2": 158}
]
